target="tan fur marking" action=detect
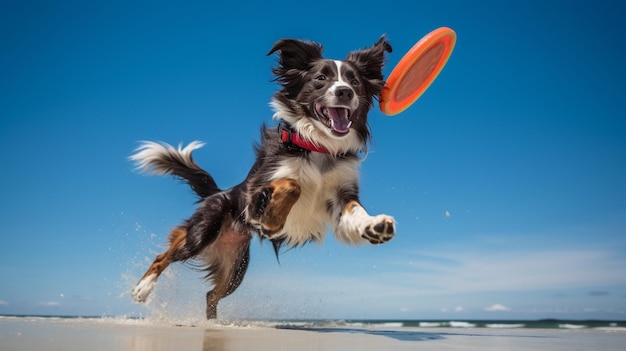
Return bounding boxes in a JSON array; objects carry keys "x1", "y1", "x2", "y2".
[
  {"x1": 343, "y1": 200, "x2": 360, "y2": 216},
  {"x1": 139, "y1": 226, "x2": 187, "y2": 281},
  {"x1": 262, "y1": 178, "x2": 301, "y2": 231}
]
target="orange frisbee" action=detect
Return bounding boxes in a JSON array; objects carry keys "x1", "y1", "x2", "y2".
[{"x1": 379, "y1": 27, "x2": 456, "y2": 116}]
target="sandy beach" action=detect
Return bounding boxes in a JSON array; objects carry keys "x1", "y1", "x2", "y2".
[{"x1": 1, "y1": 317, "x2": 625, "y2": 351}]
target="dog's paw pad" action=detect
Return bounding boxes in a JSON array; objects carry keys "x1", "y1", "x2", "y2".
[{"x1": 362, "y1": 215, "x2": 395, "y2": 244}]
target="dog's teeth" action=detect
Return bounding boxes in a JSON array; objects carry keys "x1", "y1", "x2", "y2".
[{"x1": 347, "y1": 121, "x2": 353, "y2": 129}]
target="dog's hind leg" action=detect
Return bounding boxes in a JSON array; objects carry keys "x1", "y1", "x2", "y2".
[
  {"x1": 203, "y1": 227, "x2": 252, "y2": 319},
  {"x1": 132, "y1": 192, "x2": 232, "y2": 303},
  {"x1": 132, "y1": 226, "x2": 189, "y2": 302}
]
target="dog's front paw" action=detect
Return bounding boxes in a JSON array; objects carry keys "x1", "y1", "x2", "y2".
[
  {"x1": 362, "y1": 215, "x2": 395, "y2": 244},
  {"x1": 251, "y1": 187, "x2": 272, "y2": 218},
  {"x1": 250, "y1": 186, "x2": 280, "y2": 237},
  {"x1": 248, "y1": 179, "x2": 301, "y2": 237}
]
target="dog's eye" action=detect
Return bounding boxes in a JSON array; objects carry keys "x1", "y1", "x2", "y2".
[
  {"x1": 350, "y1": 79, "x2": 359, "y2": 86},
  {"x1": 316, "y1": 74, "x2": 326, "y2": 81}
]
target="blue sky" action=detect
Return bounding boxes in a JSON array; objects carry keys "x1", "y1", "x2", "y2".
[{"x1": 1, "y1": 0, "x2": 625, "y2": 321}]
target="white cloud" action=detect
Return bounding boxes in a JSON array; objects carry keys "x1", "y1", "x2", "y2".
[
  {"x1": 396, "y1": 248, "x2": 626, "y2": 295},
  {"x1": 228, "y1": 244, "x2": 625, "y2": 318},
  {"x1": 485, "y1": 304, "x2": 510, "y2": 312},
  {"x1": 38, "y1": 301, "x2": 60, "y2": 307},
  {"x1": 155, "y1": 240, "x2": 626, "y2": 319},
  {"x1": 0, "y1": 300, "x2": 9, "y2": 306}
]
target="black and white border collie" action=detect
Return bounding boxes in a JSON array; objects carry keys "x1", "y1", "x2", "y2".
[{"x1": 130, "y1": 36, "x2": 395, "y2": 319}]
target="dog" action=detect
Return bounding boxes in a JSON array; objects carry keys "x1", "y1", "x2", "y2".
[{"x1": 130, "y1": 36, "x2": 395, "y2": 319}]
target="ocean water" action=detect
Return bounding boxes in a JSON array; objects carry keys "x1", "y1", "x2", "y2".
[
  {"x1": 277, "y1": 319, "x2": 626, "y2": 331},
  {"x1": 2, "y1": 315, "x2": 625, "y2": 331}
]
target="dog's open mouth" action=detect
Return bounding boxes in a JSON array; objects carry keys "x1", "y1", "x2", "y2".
[{"x1": 315, "y1": 103, "x2": 352, "y2": 135}]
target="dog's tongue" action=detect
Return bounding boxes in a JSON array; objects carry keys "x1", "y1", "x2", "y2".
[{"x1": 327, "y1": 107, "x2": 351, "y2": 134}]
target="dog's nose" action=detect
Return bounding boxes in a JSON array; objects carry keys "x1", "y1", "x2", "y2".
[{"x1": 335, "y1": 86, "x2": 354, "y2": 101}]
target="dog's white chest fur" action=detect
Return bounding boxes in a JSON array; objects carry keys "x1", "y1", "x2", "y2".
[{"x1": 270, "y1": 153, "x2": 360, "y2": 245}]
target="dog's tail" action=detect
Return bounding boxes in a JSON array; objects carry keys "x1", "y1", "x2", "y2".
[{"x1": 130, "y1": 141, "x2": 220, "y2": 198}]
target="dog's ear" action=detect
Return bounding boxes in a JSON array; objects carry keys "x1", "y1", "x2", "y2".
[
  {"x1": 267, "y1": 39, "x2": 324, "y2": 97},
  {"x1": 345, "y1": 36, "x2": 392, "y2": 95},
  {"x1": 267, "y1": 39, "x2": 324, "y2": 73}
]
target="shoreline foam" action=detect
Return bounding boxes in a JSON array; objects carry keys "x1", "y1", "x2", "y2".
[{"x1": 1, "y1": 316, "x2": 625, "y2": 351}]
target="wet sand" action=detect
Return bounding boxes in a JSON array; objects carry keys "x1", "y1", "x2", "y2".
[{"x1": 1, "y1": 317, "x2": 625, "y2": 351}]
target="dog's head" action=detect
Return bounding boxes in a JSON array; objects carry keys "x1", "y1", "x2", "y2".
[{"x1": 268, "y1": 36, "x2": 392, "y2": 154}]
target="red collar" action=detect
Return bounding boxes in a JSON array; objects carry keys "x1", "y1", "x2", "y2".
[{"x1": 279, "y1": 124, "x2": 331, "y2": 154}]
